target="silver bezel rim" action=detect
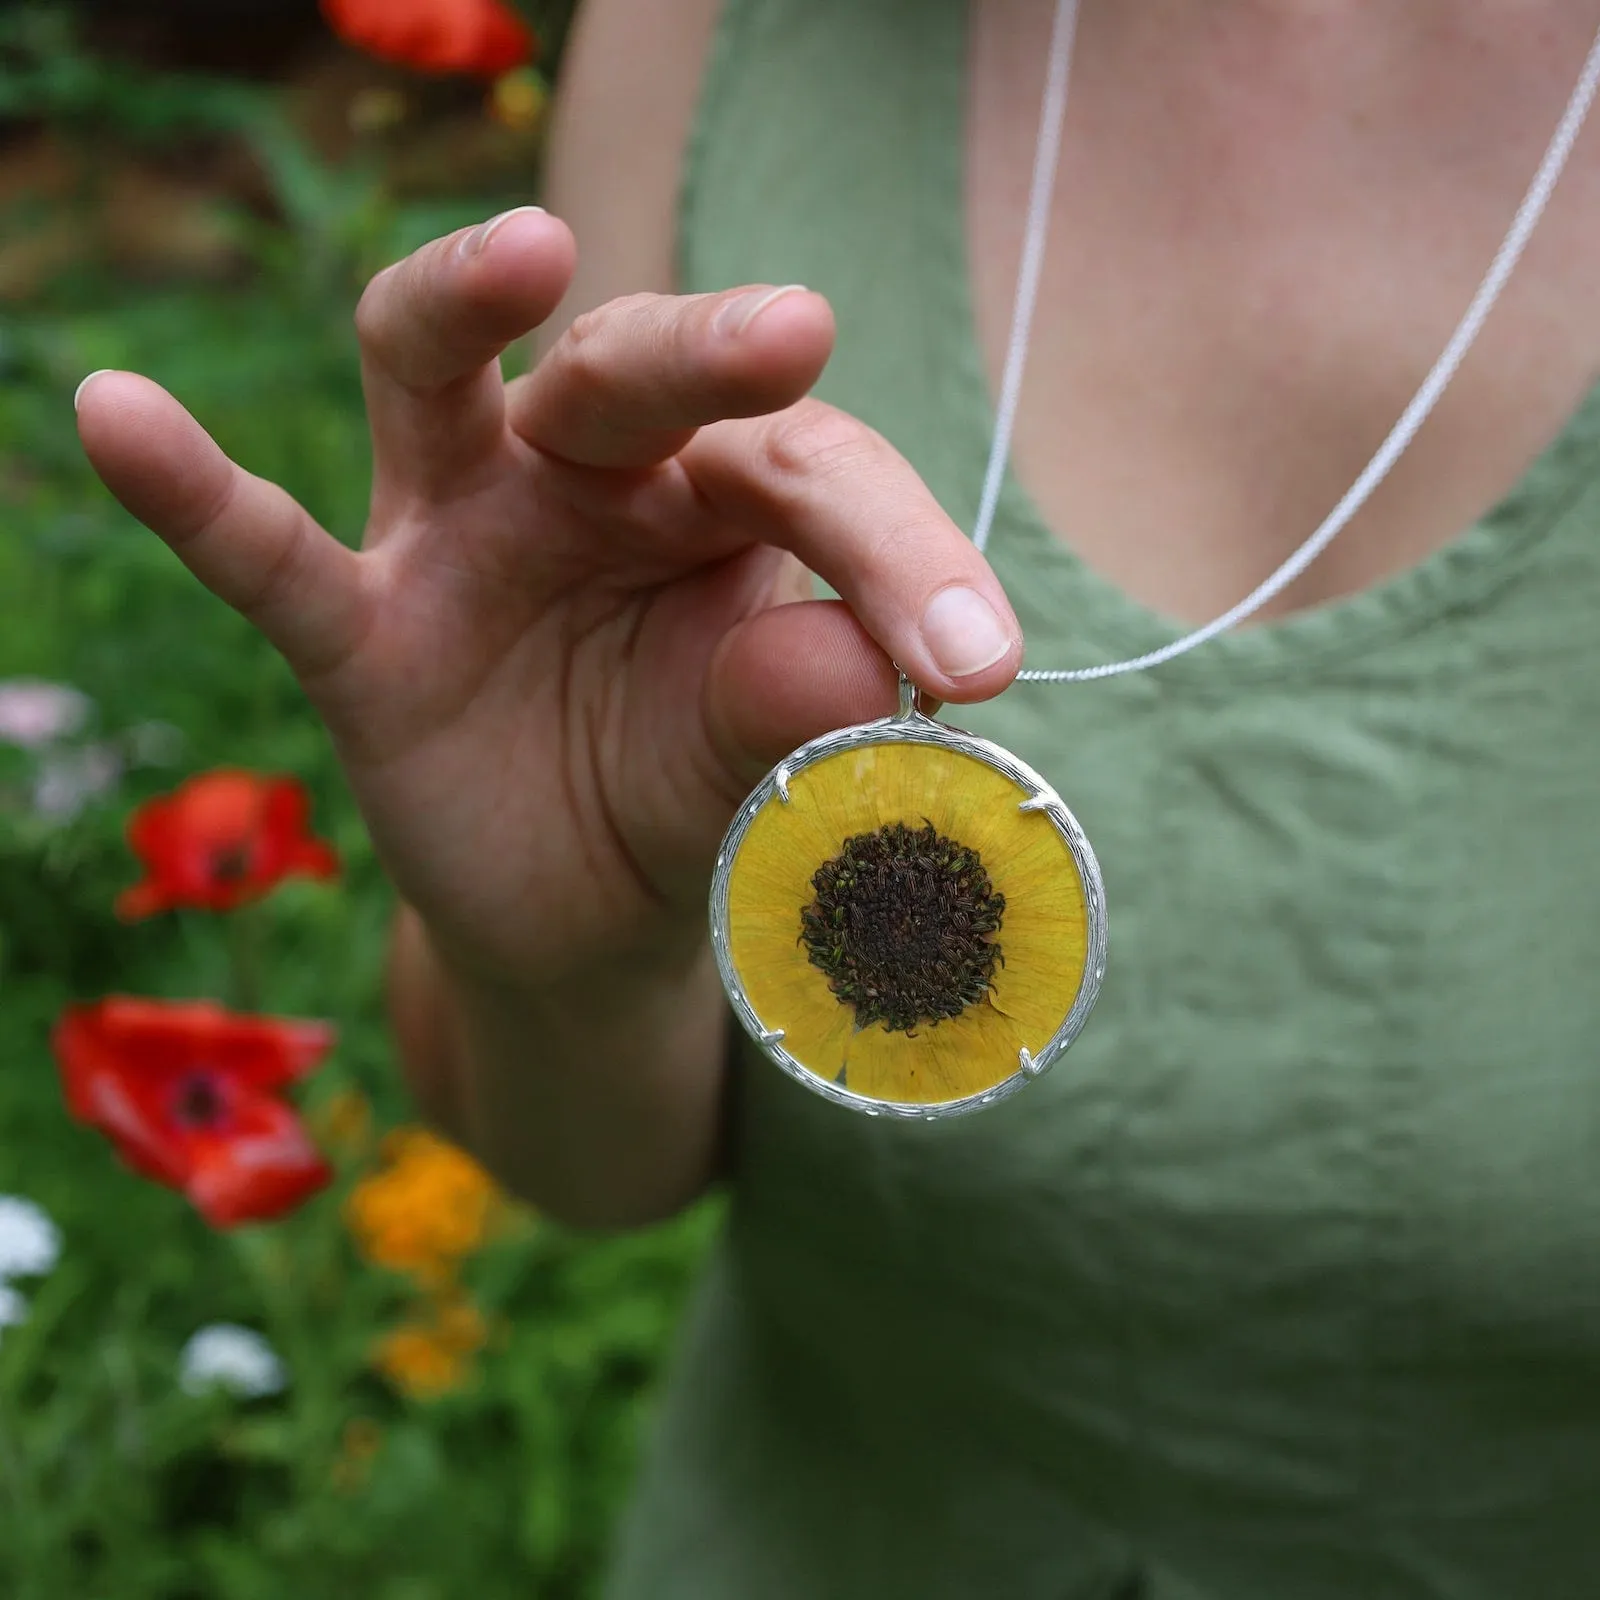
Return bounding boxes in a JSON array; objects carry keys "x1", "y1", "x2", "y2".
[{"x1": 708, "y1": 705, "x2": 1108, "y2": 1121}]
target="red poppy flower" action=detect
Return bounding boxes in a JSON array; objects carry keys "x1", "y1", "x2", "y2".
[
  {"x1": 54, "y1": 998, "x2": 335, "y2": 1228},
  {"x1": 320, "y1": 0, "x2": 536, "y2": 78},
  {"x1": 117, "y1": 770, "x2": 339, "y2": 920}
]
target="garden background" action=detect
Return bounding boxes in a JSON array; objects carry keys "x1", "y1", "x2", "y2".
[{"x1": 0, "y1": 3, "x2": 717, "y2": 1595}]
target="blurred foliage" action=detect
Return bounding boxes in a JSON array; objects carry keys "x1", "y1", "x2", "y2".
[
  {"x1": 0, "y1": 3, "x2": 714, "y2": 1595},
  {"x1": 0, "y1": 0, "x2": 575, "y2": 303}
]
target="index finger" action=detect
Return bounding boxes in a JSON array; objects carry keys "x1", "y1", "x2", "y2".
[{"x1": 679, "y1": 401, "x2": 1024, "y2": 702}]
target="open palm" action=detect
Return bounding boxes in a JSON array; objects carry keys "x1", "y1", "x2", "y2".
[{"x1": 76, "y1": 208, "x2": 1023, "y2": 992}]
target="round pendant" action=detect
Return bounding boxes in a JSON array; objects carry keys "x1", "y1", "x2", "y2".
[{"x1": 709, "y1": 676, "x2": 1107, "y2": 1120}]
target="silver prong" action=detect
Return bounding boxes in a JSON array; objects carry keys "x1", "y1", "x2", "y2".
[
  {"x1": 759, "y1": 1027, "x2": 785, "y2": 1045},
  {"x1": 1019, "y1": 1047, "x2": 1047, "y2": 1077},
  {"x1": 774, "y1": 764, "x2": 791, "y2": 802},
  {"x1": 1019, "y1": 787, "x2": 1058, "y2": 813},
  {"x1": 895, "y1": 669, "x2": 920, "y2": 719}
]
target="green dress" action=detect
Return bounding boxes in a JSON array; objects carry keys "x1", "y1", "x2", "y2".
[{"x1": 606, "y1": 3, "x2": 1600, "y2": 1594}]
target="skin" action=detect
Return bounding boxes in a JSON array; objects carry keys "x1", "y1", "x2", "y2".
[
  {"x1": 77, "y1": 0, "x2": 1600, "y2": 1226},
  {"x1": 975, "y1": 1, "x2": 1600, "y2": 620}
]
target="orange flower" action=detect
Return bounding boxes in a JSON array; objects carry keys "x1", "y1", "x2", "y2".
[
  {"x1": 321, "y1": 0, "x2": 536, "y2": 79},
  {"x1": 373, "y1": 1295, "x2": 488, "y2": 1400},
  {"x1": 487, "y1": 66, "x2": 547, "y2": 133},
  {"x1": 344, "y1": 1127, "x2": 506, "y2": 1288},
  {"x1": 117, "y1": 770, "x2": 338, "y2": 920}
]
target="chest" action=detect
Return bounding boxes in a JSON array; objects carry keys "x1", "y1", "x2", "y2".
[
  {"x1": 967, "y1": 1, "x2": 1600, "y2": 624},
  {"x1": 689, "y1": 5, "x2": 1600, "y2": 1574}
]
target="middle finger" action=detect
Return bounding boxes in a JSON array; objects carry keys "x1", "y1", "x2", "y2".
[{"x1": 507, "y1": 284, "x2": 834, "y2": 469}]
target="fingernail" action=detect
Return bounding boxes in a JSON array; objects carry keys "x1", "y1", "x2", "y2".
[
  {"x1": 713, "y1": 283, "x2": 808, "y2": 338},
  {"x1": 73, "y1": 370, "x2": 111, "y2": 412},
  {"x1": 921, "y1": 586, "x2": 1013, "y2": 679},
  {"x1": 458, "y1": 205, "x2": 545, "y2": 259}
]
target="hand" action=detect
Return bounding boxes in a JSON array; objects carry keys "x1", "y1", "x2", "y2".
[{"x1": 75, "y1": 208, "x2": 1023, "y2": 992}]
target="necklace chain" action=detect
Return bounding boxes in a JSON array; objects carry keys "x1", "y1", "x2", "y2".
[{"x1": 975, "y1": 0, "x2": 1600, "y2": 684}]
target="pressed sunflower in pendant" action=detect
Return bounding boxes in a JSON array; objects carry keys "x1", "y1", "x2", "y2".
[{"x1": 722, "y1": 737, "x2": 1094, "y2": 1109}]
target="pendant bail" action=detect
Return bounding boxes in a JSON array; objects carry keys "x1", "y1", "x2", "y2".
[{"x1": 895, "y1": 668, "x2": 924, "y2": 720}]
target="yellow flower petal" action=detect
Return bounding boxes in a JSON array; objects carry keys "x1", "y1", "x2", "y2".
[{"x1": 724, "y1": 735, "x2": 1092, "y2": 1107}]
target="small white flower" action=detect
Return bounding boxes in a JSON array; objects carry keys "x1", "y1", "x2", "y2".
[
  {"x1": 0, "y1": 1284, "x2": 27, "y2": 1332},
  {"x1": 0, "y1": 1196, "x2": 60, "y2": 1281},
  {"x1": 31, "y1": 741, "x2": 122, "y2": 820},
  {"x1": 0, "y1": 680, "x2": 90, "y2": 749},
  {"x1": 179, "y1": 1324, "x2": 287, "y2": 1399}
]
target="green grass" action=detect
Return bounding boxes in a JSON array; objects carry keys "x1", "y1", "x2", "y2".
[{"x1": 0, "y1": 242, "x2": 714, "y2": 1599}]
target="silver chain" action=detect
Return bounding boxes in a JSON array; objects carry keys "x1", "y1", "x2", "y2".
[{"x1": 973, "y1": 0, "x2": 1600, "y2": 684}]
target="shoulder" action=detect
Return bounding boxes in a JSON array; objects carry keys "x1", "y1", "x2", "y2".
[{"x1": 537, "y1": 0, "x2": 724, "y2": 342}]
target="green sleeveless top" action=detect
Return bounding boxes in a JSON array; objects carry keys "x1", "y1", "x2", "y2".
[{"x1": 605, "y1": 3, "x2": 1600, "y2": 1595}]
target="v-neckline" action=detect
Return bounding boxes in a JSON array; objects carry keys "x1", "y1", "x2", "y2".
[{"x1": 922, "y1": 1, "x2": 1600, "y2": 693}]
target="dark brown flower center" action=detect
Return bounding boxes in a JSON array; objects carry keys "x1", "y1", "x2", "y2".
[
  {"x1": 174, "y1": 1074, "x2": 225, "y2": 1127},
  {"x1": 210, "y1": 844, "x2": 253, "y2": 883},
  {"x1": 800, "y1": 820, "x2": 1005, "y2": 1034}
]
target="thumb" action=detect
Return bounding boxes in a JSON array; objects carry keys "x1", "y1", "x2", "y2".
[
  {"x1": 702, "y1": 598, "x2": 905, "y2": 784},
  {"x1": 75, "y1": 370, "x2": 369, "y2": 686}
]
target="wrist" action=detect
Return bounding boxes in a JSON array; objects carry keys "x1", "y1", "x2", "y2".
[
  {"x1": 411, "y1": 888, "x2": 707, "y2": 1007},
  {"x1": 391, "y1": 900, "x2": 730, "y2": 1226}
]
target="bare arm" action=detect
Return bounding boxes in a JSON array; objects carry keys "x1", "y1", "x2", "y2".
[{"x1": 388, "y1": 904, "x2": 732, "y2": 1227}]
